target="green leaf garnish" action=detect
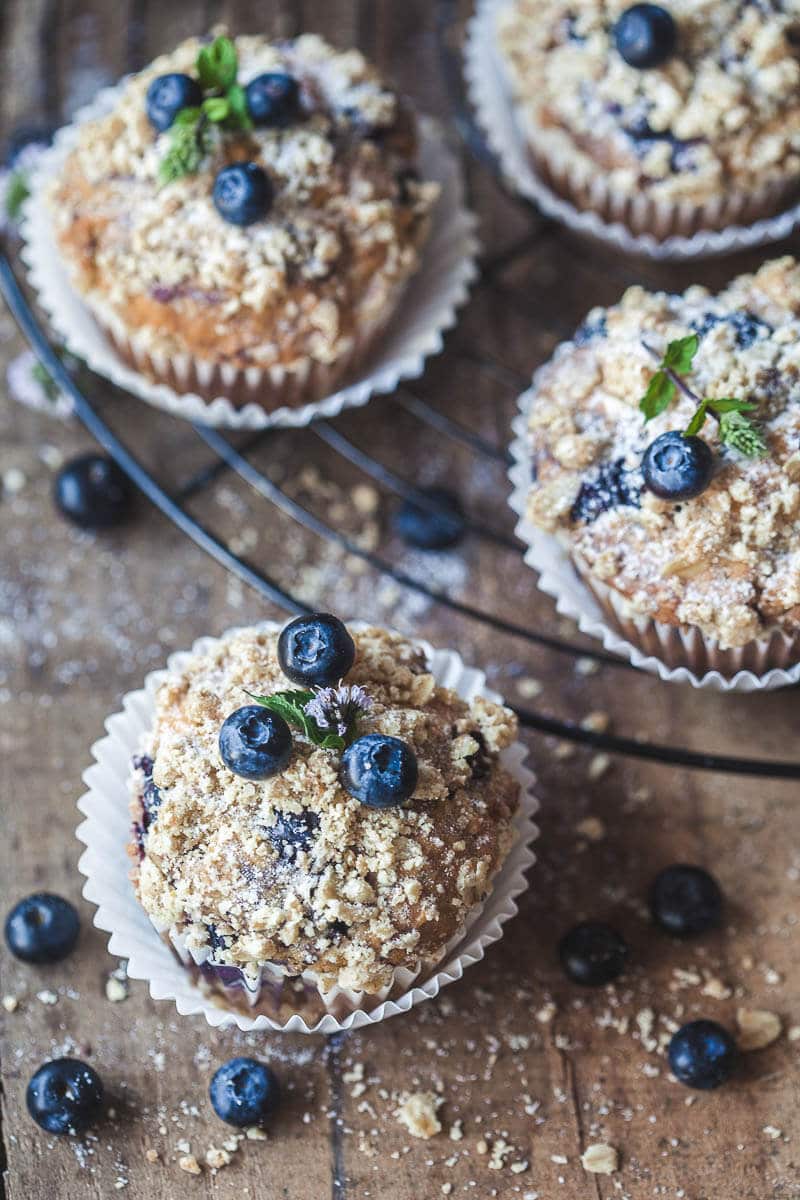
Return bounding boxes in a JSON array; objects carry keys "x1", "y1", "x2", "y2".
[
  {"x1": 640, "y1": 370, "x2": 676, "y2": 422},
  {"x1": 156, "y1": 35, "x2": 252, "y2": 184},
  {"x1": 718, "y1": 411, "x2": 768, "y2": 458},
  {"x1": 197, "y1": 36, "x2": 238, "y2": 92},
  {"x1": 641, "y1": 337, "x2": 768, "y2": 460},
  {"x1": 244, "y1": 689, "x2": 346, "y2": 751},
  {"x1": 662, "y1": 334, "x2": 699, "y2": 374},
  {"x1": 5, "y1": 170, "x2": 29, "y2": 220}
]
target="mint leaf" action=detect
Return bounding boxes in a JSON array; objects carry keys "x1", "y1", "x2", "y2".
[
  {"x1": 226, "y1": 83, "x2": 253, "y2": 130},
  {"x1": 158, "y1": 114, "x2": 211, "y2": 185},
  {"x1": 245, "y1": 689, "x2": 345, "y2": 750},
  {"x1": 663, "y1": 334, "x2": 699, "y2": 374},
  {"x1": 684, "y1": 400, "x2": 709, "y2": 438},
  {"x1": 203, "y1": 96, "x2": 230, "y2": 123},
  {"x1": 174, "y1": 106, "x2": 202, "y2": 126},
  {"x1": 719, "y1": 411, "x2": 767, "y2": 458},
  {"x1": 706, "y1": 397, "x2": 758, "y2": 415},
  {"x1": 5, "y1": 170, "x2": 29, "y2": 220},
  {"x1": 198, "y1": 36, "x2": 238, "y2": 91},
  {"x1": 639, "y1": 370, "x2": 676, "y2": 421}
]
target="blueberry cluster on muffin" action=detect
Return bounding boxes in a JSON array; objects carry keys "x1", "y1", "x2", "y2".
[
  {"x1": 518, "y1": 256, "x2": 800, "y2": 656},
  {"x1": 48, "y1": 33, "x2": 439, "y2": 409},
  {"x1": 128, "y1": 615, "x2": 520, "y2": 1011},
  {"x1": 496, "y1": 1, "x2": 800, "y2": 235}
]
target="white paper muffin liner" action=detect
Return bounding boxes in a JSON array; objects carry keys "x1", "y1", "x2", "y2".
[
  {"x1": 465, "y1": 0, "x2": 800, "y2": 261},
  {"x1": 19, "y1": 80, "x2": 479, "y2": 430},
  {"x1": 508, "y1": 359, "x2": 800, "y2": 692},
  {"x1": 77, "y1": 624, "x2": 539, "y2": 1034}
]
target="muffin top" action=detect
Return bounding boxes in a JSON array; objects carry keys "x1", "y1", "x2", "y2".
[
  {"x1": 49, "y1": 33, "x2": 438, "y2": 368},
  {"x1": 132, "y1": 623, "x2": 519, "y2": 994},
  {"x1": 496, "y1": 0, "x2": 800, "y2": 204},
  {"x1": 520, "y1": 256, "x2": 800, "y2": 649}
]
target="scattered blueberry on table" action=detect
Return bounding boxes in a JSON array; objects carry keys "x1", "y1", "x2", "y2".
[
  {"x1": 212, "y1": 162, "x2": 273, "y2": 226},
  {"x1": 53, "y1": 453, "x2": 134, "y2": 530},
  {"x1": 278, "y1": 613, "x2": 356, "y2": 688},
  {"x1": 245, "y1": 72, "x2": 301, "y2": 127},
  {"x1": 219, "y1": 706, "x2": 293, "y2": 780},
  {"x1": 614, "y1": 3, "x2": 677, "y2": 69},
  {"x1": 26, "y1": 1058, "x2": 104, "y2": 1135},
  {"x1": 209, "y1": 1057, "x2": 281, "y2": 1127},
  {"x1": 340, "y1": 733, "x2": 418, "y2": 808},
  {"x1": 642, "y1": 431, "x2": 714, "y2": 501},
  {"x1": 558, "y1": 921, "x2": 629, "y2": 986},
  {"x1": 145, "y1": 73, "x2": 203, "y2": 132},
  {"x1": 394, "y1": 486, "x2": 466, "y2": 551},
  {"x1": 5, "y1": 893, "x2": 80, "y2": 964},
  {"x1": 650, "y1": 864, "x2": 723, "y2": 937},
  {"x1": 668, "y1": 1019, "x2": 738, "y2": 1090}
]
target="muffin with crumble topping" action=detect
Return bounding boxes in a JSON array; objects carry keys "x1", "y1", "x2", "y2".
[
  {"x1": 47, "y1": 32, "x2": 439, "y2": 413},
  {"x1": 495, "y1": 0, "x2": 800, "y2": 238},
  {"x1": 127, "y1": 615, "x2": 526, "y2": 1022},
  {"x1": 511, "y1": 256, "x2": 800, "y2": 683}
]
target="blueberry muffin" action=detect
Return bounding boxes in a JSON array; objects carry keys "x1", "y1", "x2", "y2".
[
  {"x1": 496, "y1": 0, "x2": 800, "y2": 236},
  {"x1": 48, "y1": 33, "x2": 439, "y2": 411},
  {"x1": 515, "y1": 256, "x2": 800, "y2": 675},
  {"x1": 128, "y1": 616, "x2": 521, "y2": 1019}
]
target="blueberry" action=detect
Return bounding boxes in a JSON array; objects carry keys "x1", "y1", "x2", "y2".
[
  {"x1": 614, "y1": 4, "x2": 677, "y2": 69},
  {"x1": 5, "y1": 893, "x2": 80, "y2": 964},
  {"x1": 558, "y1": 921, "x2": 628, "y2": 986},
  {"x1": 570, "y1": 459, "x2": 642, "y2": 524},
  {"x1": 145, "y1": 73, "x2": 203, "y2": 132},
  {"x1": 649, "y1": 864, "x2": 723, "y2": 937},
  {"x1": 264, "y1": 810, "x2": 320, "y2": 861},
  {"x1": 340, "y1": 734, "x2": 418, "y2": 808},
  {"x1": 278, "y1": 613, "x2": 356, "y2": 687},
  {"x1": 692, "y1": 310, "x2": 772, "y2": 350},
  {"x1": 5, "y1": 124, "x2": 54, "y2": 167},
  {"x1": 574, "y1": 313, "x2": 607, "y2": 346},
  {"x1": 54, "y1": 453, "x2": 134, "y2": 530},
  {"x1": 668, "y1": 1020, "x2": 738, "y2": 1090},
  {"x1": 212, "y1": 162, "x2": 273, "y2": 226},
  {"x1": 26, "y1": 1058, "x2": 104, "y2": 1135},
  {"x1": 209, "y1": 1057, "x2": 281, "y2": 1127},
  {"x1": 206, "y1": 924, "x2": 228, "y2": 956},
  {"x1": 245, "y1": 72, "x2": 301, "y2": 127},
  {"x1": 642, "y1": 431, "x2": 713, "y2": 501},
  {"x1": 219, "y1": 706, "x2": 293, "y2": 780},
  {"x1": 132, "y1": 754, "x2": 162, "y2": 830},
  {"x1": 394, "y1": 487, "x2": 466, "y2": 551}
]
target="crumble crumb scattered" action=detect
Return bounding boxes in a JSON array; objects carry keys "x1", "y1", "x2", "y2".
[
  {"x1": 736, "y1": 1007, "x2": 783, "y2": 1051},
  {"x1": 178, "y1": 1154, "x2": 201, "y2": 1175},
  {"x1": 36, "y1": 989, "x2": 58, "y2": 1006},
  {"x1": 395, "y1": 1091, "x2": 442, "y2": 1140},
  {"x1": 581, "y1": 1143, "x2": 619, "y2": 1174},
  {"x1": 2, "y1": 995, "x2": 19, "y2": 1013}
]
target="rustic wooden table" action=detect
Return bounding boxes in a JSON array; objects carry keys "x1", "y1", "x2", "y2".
[{"x1": 1, "y1": 2, "x2": 799, "y2": 1197}]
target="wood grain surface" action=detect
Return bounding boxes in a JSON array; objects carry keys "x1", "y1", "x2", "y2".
[{"x1": 1, "y1": 2, "x2": 799, "y2": 1198}]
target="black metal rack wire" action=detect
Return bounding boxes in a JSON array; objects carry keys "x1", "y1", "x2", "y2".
[{"x1": 1, "y1": 3, "x2": 798, "y2": 781}]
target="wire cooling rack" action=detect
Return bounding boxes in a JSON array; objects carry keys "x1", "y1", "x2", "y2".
[{"x1": 1, "y1": 1, "x2": 798, "y2": 781}]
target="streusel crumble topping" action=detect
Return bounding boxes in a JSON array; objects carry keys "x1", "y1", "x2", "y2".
[
  {"x1": 521, "y1": 256, "x2": 800, "y2": 648},
  {"x1": 497, "y1": 0, "x2": 800, "y2": 204},
  {"x1": 49, "y1": 33, "x2": 439, "y2": 369},
  {"x1": 129, "y1": 626, "x2": 519, "y2": 993}
]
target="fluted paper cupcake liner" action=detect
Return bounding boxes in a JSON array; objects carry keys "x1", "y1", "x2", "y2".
[
  {"x1": 465, "y1": 0, "x2": 800, "y2": 261},
  {"x1": 508, "y1": 363, "x2": 800, "y2": 692},
  {"x1": 77, "y1": 624, "x2": 539, "y2": 1034},
  {"x1": 20, "y1": 80, "x2": 478, "y2": 430}
]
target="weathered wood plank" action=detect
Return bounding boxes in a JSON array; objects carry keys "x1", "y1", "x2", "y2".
[{"x1": 1, "y1": 2, "x2": 799, "y2": 1199}]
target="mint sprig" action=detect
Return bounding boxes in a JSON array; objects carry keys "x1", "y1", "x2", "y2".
[
  {"x1": 245, "y1": 689, "x2": 346, "y2": 752},
  {"x1": 158, "y1": 35, "x2": 252, "y2": 185},
  {"x1": 640, "y1": 336, "x2": 767, "y2": 459}
]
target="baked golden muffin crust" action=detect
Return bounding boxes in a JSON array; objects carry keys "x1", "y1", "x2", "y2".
[
  {"x1": 519, "y1": 257, "x2": 800, "y2": 651},
  {"x1": 48, "y1": 33, "x2": 439, "y2": 406},
  {"x1": 129, "y1": 624, "x2": 520, "y2": 998},
  {"x1": 496, "y1": 0, "x2": 800, "y2": 229}
]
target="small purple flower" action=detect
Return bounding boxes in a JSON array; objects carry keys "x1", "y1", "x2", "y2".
[{"x1": 304, "y1": 685, "x2": 372, "y2": 739}]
